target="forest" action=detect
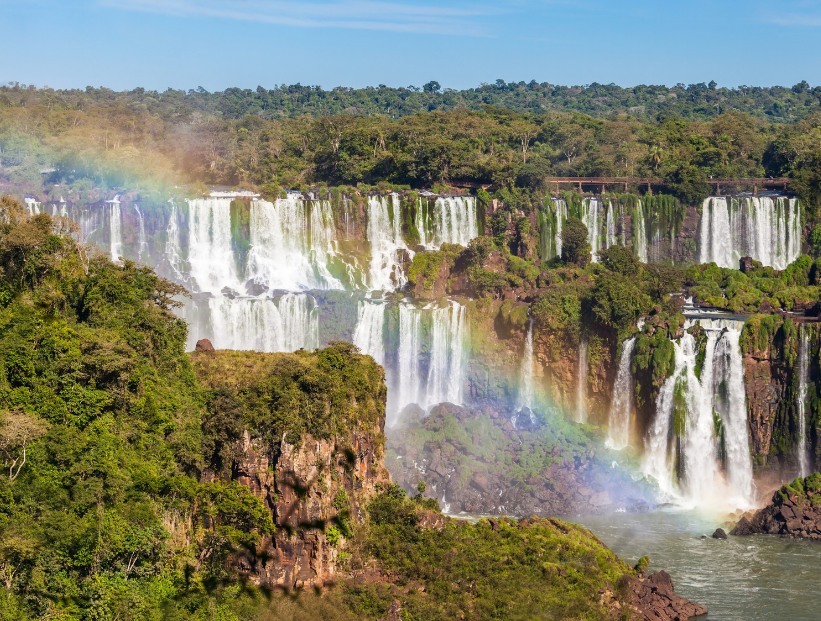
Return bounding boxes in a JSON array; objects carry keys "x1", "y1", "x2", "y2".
[{"x1": 1, "y1": 83, "x2": 820, "y2": 215}]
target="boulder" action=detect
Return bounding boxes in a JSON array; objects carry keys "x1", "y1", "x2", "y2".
[
  {"x1": 195, "y1": 338, "x2": 215, "y2": 352},
  {"x1": 711, "y1": 528, "x2": 727, "y2": 539}
]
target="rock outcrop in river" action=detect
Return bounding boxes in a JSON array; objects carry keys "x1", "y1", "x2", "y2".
[{"x1": 732, "y1": 473, "x2": 821, "y2": 540}]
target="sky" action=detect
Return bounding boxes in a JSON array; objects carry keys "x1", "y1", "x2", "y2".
[{"x1": 2, "y1": 0, "x2": 820, "y2": 91}]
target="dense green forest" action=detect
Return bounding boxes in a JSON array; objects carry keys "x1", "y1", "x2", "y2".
[{"x1": 1, "y1": 84, "x2": 820, "y2": 214}]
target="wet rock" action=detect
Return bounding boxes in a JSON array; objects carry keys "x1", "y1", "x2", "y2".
[
  {"x1": 732, "y1": 476, "x2": 821, "y2": 540},
  {"x1": 628, "y1": 570, "x2": 709, "y2": 620},
  {"x1": 195, "y1": 338, "x2": 215, "y2": 351},
  {"x1": 739, "y1": 256, "x2": 755, "y2": 273},
  {"x1": 711, "y1": 528, "x2": 727, "y2": 539},
  {"x1": 244, "y1": 280, "x2": 268, "y2": 296}
]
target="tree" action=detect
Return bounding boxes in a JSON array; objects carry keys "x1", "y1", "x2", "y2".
[
  {"x1": 0, "y1": 411, "x2": 48, "y2": 481},
  {"x1": 561, "y1": 217, "x2": 591, "y2": 266},
  {"x1": 423, "y1": 81, "x2": 441, "y2": 94}
]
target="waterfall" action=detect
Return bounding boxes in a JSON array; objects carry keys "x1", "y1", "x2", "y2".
[
  {"x1": 515, "y1": 318, "x2": 535, "y2": 422},
  {"x1": 427, "y1": 301, "x2": 467, "y2": 408},
  {"x1": 367, "y1": 194, "x2": 409, "y2": 291},
  {"x1": 134, "y1": 205, "x2": 148, "y2": 262},
  {"x1": 246, "y1": 196, "x2": 343, "y2": 292},
  {"x1": 605, "y1": 201, "x2": 617, "y2": 249},
  {"x1": 554, "y1": 199, "x2": 567, "y2": 258},
  {"x1": 582, "y1": 198, "x2": 601, "y2": 262},
  {"x1": 396, "y1": 303, "x2": 422, "y2": 422},
  {"x1": 699, "y1": 197, "x2": 801, "y2": 269},
  {"x1": 607, "y1": 337, "x2": 636, "y2": 449},
  {"x1": 205, "y1": 293, "x2": 318, "y2": 352},
  {"x1": 796, "y1": 328, "x2": 811, "y2": 477},
  {"x1": 108, "y1": 197, "x2": 122, "y2": 262},
  {"x1": 352, "y1": 300, "x2": 386, "y2": 365},
  {"x1": 642, "y1": 319, "x2": 754, "y2": 509},
  {"x1": 576, "y1": 336, "x2": 589, "y2": 423},
  {"x1": 634, "y1": 201, "x2": 648, "y2": 263},
  {"x1": 187, "y1": 197, "x2": 240, "y2": 294},
  {"x1": 165, "y1": 200, "x2": 185, "y2": 280},
  {"x1": 24, "y1": 197, "x2": 41, "y2": 215},
  {"x1": 416, "y1": 196, "x2": 478, "y2": 249}
]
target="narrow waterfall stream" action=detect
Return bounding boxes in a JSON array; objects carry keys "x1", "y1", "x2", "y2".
[
  {"x1": 634, "y1": 200, "x2": 648, "y2": 263},
  {"x1": 367, "y1": 194, "x2": 409, "y2": 291},
  {"x1": 576, "y1": 336, "x2": 589, "y2": 423},
  {"x1": 514, "y1": 317, "x2": 535, "y2": 426},
  {"x1": 108, "y1": 196, "x2": 122, "y2": 262},
  {"x1": 796, "y1": 327, "x2": 811, "y2": 477},
  {"x1": 352, "y1": 299, "x2": 386, "y2": 366},
  {"x1": 607, "y1": 337, "x2": 636, "y2": 449}
]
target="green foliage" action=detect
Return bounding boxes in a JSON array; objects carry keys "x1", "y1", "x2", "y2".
[
  {"x1": 354, "y1": 485, "x2": 631, "y2": 620},
  {"x1": 560, "y1": 217, "x2": 591, "y2": 266},
  {"x1": 590, "y1": 273, "x2": 652, "y2": 332},
  {"x1": 598, "y1": 245, "x2": 640, "y2": 276}
]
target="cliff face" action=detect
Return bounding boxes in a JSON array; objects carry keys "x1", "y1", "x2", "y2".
[
  {"x1": 232, "y1": 427, "x2": 388, "y2": 589},
  {"x1": 191, "y1": 346, "x2": 389, "y2": 590}
]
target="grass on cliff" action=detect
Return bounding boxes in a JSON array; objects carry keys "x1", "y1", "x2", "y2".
[{"x1": 344, "y1": 484, "x2": 631, "y2": 621}]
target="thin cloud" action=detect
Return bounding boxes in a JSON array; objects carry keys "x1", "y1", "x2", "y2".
[
  {"x1": 98, "y1": 0, "x2": 497, "y2": 35},
  {"x1": 767, "y1": 13, "x2": 821, "y2": 26}
]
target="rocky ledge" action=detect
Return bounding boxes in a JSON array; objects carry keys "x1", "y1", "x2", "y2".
[
  {"x1": 627, "y1": 571, "x2": 708, "y2": 620},
  {"x1": 732, "y1": 473, "x2": 821, "y2": 539}
]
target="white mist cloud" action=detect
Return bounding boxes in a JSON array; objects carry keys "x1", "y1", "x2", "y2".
[{"x1": 98, "y1": 0, "x2": 496, "y2": 35}]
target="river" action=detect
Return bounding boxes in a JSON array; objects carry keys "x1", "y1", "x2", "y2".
[{"x1": 575, "y1": 509, "x2": 821, "y2": 621}]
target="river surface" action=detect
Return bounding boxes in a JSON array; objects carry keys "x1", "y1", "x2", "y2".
[{"x1": 575, "y1": 509, "x2": 821, "y2": 621}]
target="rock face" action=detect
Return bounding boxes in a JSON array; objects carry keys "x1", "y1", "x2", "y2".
[
  {"x1": 628, "y1": 570, "x2": 709, "y2": 621},
  {"x1": 232, "y1": 428, "x2": 389, "y2": 589},
  {"x1": 732, "y1": 474, "x2": 821, "y2": 540},
  {"x1": 388, "y1": 402, "x2": 652, "y2": 516}
]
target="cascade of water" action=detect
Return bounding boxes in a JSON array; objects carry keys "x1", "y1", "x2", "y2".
[
  {"x1": 367, "y1": 194, "x2": 409, "y2": 291},
  {"x1": 206, "y1": 293, "x2": 318, "y2": 352},
  {"x1": 582, "y1": 198, "x2": 601, "y2": 262},
  {"x1": 108, "y1": 197, "x2": 122, "y2": 262},
  {"x1": 165, "y1": 200, "x2": 185, "y2": 280},
  {"x1": 352, "y1": 300, "x2": 386, "y2": 366},
  {"x1": 515, "y1": 318, "x2": 535, "y2": 419},
  {"x1": 431, "y1": 196, "x2": 479, "y2": 248},
  {"x1": 24, "y1": 198, "x2": 41, "y2": 215},
  {"x1": 634, "y1": 201, "x2": 648, "y2": 263},
  {"x1": 797, "y1": 328, "x2": 811, "y2": 477},
  {"x1": 187, "y1": 197, "x2": 240, "y2": 294},
  {"x1": 699, "y1": 197, "x2": 801, "y2": 269},
  {"x1": 554, "y1": 199, "x2": 567, "y2": 258},
  {"x1": 576, "y1": 336, "x2": 589, "y2": 423},
  {"x1": 247, "y1": 196, "x2": 342, "y2": 292},
  {"x1": 642, "y1": 319, "x2": 754, "y2": 509},
  {"x1": 396, "y1": 303, "x2": 422, "y2": 421},
  {"x1": 427, "y1": 301, "x2": 467, "y2": 408},
  {"x1": 607, "y1": 337, "x2": 636, "y2": 449},
  {"x1": 134, "y1": 205, "x2": 148, "y2": 262},
  {"x1": 711, "y1": 322, "x2": 754, "y2": 505},
  {"x1": 606, "y1": 201, "x2": 617, "y2": 249}
]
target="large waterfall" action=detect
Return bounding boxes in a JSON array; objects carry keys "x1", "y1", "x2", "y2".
[
  {"x1": 642, "y1": 319, "x2": 754, "y2": 510},
  {"x1": 607, "y1": 337, "x2": 636, "y2": 450},
  {"x1": 50, "y1": 190, "x2": 475, "y2": 425},
  {"x1": 417, "y1": 196, "x2": 479, "y2": 249},
  {"x1": 698, "y1": 196, "x2": 801, "y2": 269},
  {"x1": 581, "y1": 198, "x2": 601, "y2": 262}
]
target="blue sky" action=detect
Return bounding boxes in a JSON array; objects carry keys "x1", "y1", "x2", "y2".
[{"x1": 2, "y1": 0, "x2": 820, "y2": 90}]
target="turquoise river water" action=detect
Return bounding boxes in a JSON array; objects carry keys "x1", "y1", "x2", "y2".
[{"x1": 575, "y1": 509, "x2": 821, "y2": 621}]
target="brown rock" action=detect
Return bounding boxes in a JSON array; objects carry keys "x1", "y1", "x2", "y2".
[
  {"x1": 195, "y1": 338, "x2": 215, "y2": 351},
  {"x1": 627, "y1": 570, "x2": 708, "y2": 620}
]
